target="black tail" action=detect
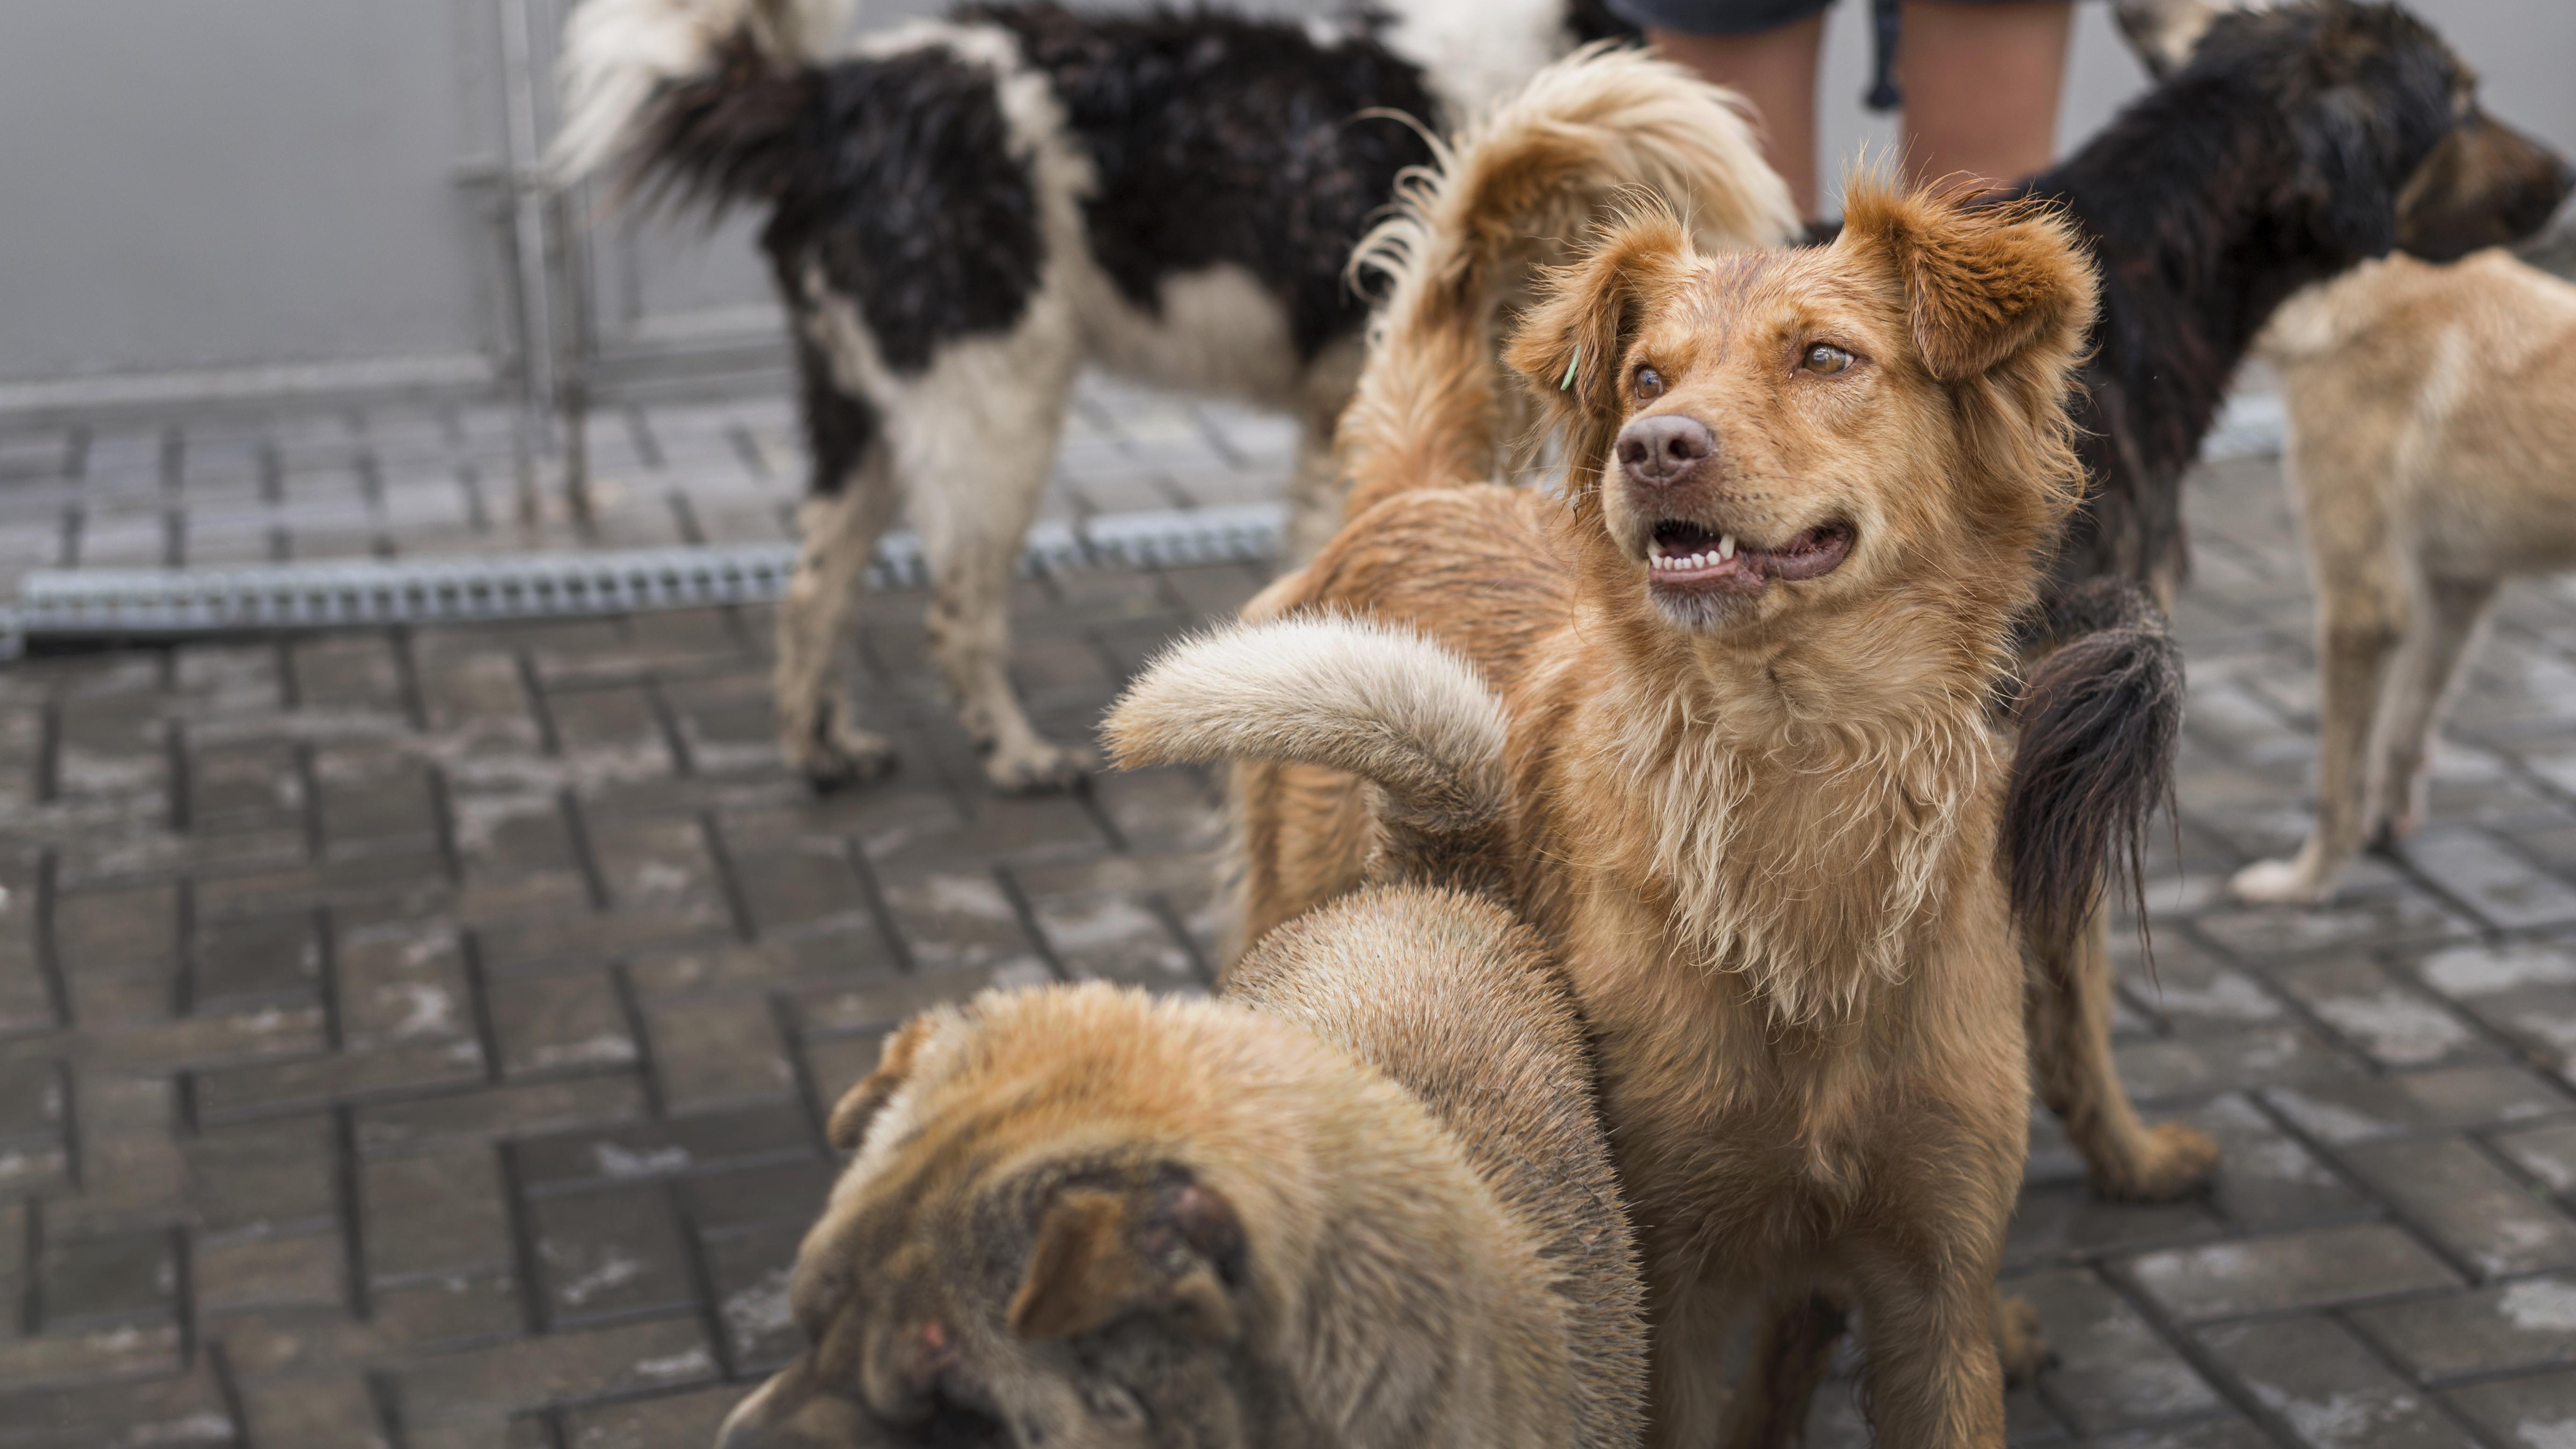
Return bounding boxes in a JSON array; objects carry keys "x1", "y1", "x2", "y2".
[
  {"x1": 626, "y1": 38, "x2": 816, "y2": 216},
  {"x1": 2004, "y1": 579, "x2": 2182, "y2": 954}
]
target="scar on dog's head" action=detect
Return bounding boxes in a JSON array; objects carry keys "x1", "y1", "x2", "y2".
[
  {"x1": 719, "y1": 997, "x2": 1256, "y2": 1449},
  {"x1": 1505, "y1": 180, "x2": 2097, "y2": 634},
  {"x1": 2133, "y1": 0, "x2": 2570, "y2": 261}
]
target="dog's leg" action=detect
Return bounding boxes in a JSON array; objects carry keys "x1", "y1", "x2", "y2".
[
  {"x1": 775, "y1": 367, "x2": 905, "y2": 793},
  {"x1": 907, "y1": 364, "x2": 1087, "y2": 795},
  {"x1": 2365, "y1": 575, "x2": 2496, "y2": 848},
  {"x1": 1645, "y1": 1268, "x2": 1742, "y2": 1449},
  {"x1": 1721, "y1": 1292, "x2": 1848, "y2": 1449},
  {"x1": 2231, "y1": 578, "x2": 2409, "y2": 903},
  {"x1": 2029, "y1": 905, "x2": 2219, "y2": 1200},
  {"x1": 1845, "y1": 1241, "x2": 2008, "y2": 1449}
]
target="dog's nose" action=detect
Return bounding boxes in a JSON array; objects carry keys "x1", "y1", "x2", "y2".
[{"x1": 1616, "y1": 414, "x2": 1715, "y2": 486}]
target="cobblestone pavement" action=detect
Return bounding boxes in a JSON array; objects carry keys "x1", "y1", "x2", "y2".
[
  {"x1": 3, "y1": 385, "x2": 2576, "y2": 1449},
  {"x1": 0, "y1": 377, "x2": 1299, "y2": 594}
]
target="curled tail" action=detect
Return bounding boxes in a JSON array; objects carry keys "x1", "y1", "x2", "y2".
[
  {"x1": 1102, "y1": 616, "x2": 1511, "y2": 895},
  {"x1": 551, "y1": 0, "x2": 851, "y2": 203},
  {"x1": 2004, "y1": 579, "x2": 2183, "y2": 956},
  {"x1": 1336, "y1": 43, "x2": 1797, "y2": 519}
]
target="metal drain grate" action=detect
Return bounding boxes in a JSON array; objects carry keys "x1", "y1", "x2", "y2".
[{"x1": 0, "y1": 502, "x2": 1285, "y2": 658}]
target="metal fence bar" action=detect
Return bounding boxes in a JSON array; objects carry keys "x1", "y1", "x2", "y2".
[{"x1": 0, "y1": 502, "x2": 1286, "y2": 659}]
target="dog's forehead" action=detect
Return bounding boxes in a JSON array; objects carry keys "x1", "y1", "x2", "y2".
[{"x1": 1646, "y1": 248, "x2": 1889, "y2": 353}]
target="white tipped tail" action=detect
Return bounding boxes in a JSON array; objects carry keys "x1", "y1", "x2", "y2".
[
  {"x1": 1103, "y1": 616, "x2": 1511, "y2": 888},
  {"x1": 1335, "y1": 42, "x2": 1798, "y2": 520},
  {"x1": 552, "y1": 0, "x2": 852, "y2": 187}
]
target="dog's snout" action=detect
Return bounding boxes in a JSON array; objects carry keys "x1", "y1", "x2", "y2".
[{"x1": 1616, "y1": 415, "x2": 1715, "y2": 486}]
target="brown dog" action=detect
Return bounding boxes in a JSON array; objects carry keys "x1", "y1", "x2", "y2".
[
  {"x1": 2227, "y1": 249, "x2": 2576, "y2": 902},
  {"x1": 719, "y1": 619, "x2": 1645, "y2": 1445},
  {"x1": 1225, "y1": 180, "x2": 2102, "y2": 1447}
]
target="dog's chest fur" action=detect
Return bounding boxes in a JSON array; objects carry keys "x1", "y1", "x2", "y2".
[{"x1": 1499, "y1": 613, "x2": 2027, "y2": 1264}]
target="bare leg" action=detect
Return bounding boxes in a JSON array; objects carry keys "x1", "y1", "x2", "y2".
[
  {"x1": 2029, "y1": 905, "x2": 2220, "y2": 1199},
  {"x1": 1896, "y1": 0, "x2": 2073, "y2": 191},
  {"x1": 775, "y1": 348, "x2": 904, "y2": 791},
  {"x1": 2231, "y1": 592, "x2": 2408, "y2": 903},
  {"x1": 1649, "y1": 15, "x2": 1826, "y2": 219},
  {"x1": 2366, "y1": 576, "x2": 2496, "y2": 847}
]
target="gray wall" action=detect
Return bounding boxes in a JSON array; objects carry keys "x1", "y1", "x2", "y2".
[{"x1": 0, "y1": 0, "x2": 2568, "y2": 416}]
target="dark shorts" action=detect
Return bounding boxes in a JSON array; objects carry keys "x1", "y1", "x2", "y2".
[{"x1": 1607, "y1": 0, "x2": 2057, "y2": 37}]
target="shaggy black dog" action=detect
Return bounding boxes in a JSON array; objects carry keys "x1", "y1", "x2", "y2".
[
  {"x1": 2021, "y1": 0, "x2": 2571, "y2": 608},
  {"x1": 1987, "y1": 0, "x2": 2570, "y2": 1207}
]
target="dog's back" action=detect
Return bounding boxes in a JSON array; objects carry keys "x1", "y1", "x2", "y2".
[
  {"x1": 2269, "y1": 249, "x2": 2576, "y2": 565},
  {"x1": 1227, "y1": 888, "x2": 1645, "y2": 1449}
]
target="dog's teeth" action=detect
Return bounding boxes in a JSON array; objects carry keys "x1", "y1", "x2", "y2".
[
  {"x1": 1686, "y1": 553, "x2": 1706, "y2": 569},
  {"x1": 1718, "y1": 534, "x2": 1737, "y2": 561}
]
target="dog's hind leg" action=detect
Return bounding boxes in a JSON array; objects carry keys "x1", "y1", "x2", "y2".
[
  {"x1": 2029, "y1": 905, "x2": 2219, "y2": 1200},
  {"x1": 904, "y1": 345, "x2": 1087, "y2": 795},
  {"x1": 776, "y1": 341, "x2": 904, "y2": 792},
  {"x1": 2366, "y1": 575, "x2": 2496, "y2": 849},
  {"x1": 2231, "y1": 569, "x2": 2410, "y2": 904}
]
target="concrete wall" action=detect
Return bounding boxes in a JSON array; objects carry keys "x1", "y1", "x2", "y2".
[{"x1": 0, "y1": 0, "x2": 2566, "y2": 412}]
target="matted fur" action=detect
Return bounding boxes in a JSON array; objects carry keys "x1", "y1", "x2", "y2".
[
  {"x1": 1334, "y1": 44, "x2": 1797, "y2": 519},
  {"x1": 724, "y1": 643, "x2": 1644, "y2": 1445},
  {"x1": 1233, "y1": 168, "x2": 2099, "y2": 1449},
  {"x1": 2230, "y1": 249, "x2": 2576, "y2": 904}
]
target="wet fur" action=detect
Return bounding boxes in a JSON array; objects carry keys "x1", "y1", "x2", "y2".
[
  {"x1": 722, "y1": 628, "x2": 1644, "y2": 1447},
  {"x1": 1945, "y1": 0, "x2": 2570, "y2": 1205},
  {"x1": 555, "y1": 0, "x2": 1652, "y2": 795},
  {"x1": 1233, "y1": 148, "x2": 2100, "y2": 1449}
]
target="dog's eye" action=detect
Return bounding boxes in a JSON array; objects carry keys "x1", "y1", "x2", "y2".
[
  {"x1": 1633, "y1": 365, "x2": 1665, "y2": 401},
  {"x1": 1800, "y1": 344, "x2": 1853, "y2": 376}
]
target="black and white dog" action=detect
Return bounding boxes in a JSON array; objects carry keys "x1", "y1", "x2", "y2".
[{"x1": 554, "y1": 0, "x2": 1782, "y2": 793}]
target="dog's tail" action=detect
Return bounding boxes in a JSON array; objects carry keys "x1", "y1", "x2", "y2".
[
  {"x1": 551, "y1": 0, "x2": 850, "y2": 203},
  {"x1": 2004, "y1": 579, "x2": 2184, "y2": 958},
  {"x1": 1102, "y1": 616, "x2": 1511, "y2": 895},
  {"x1": 1336, "y1": 43, "x2": 1797, "y2": 520}
]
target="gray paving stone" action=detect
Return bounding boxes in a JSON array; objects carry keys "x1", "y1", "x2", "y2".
[
  {"x1": 2122, "y1": 1223, "x2": 2462, "y2": 1322},
  {"x1": 2442, "y1": 1368, "x2": 2576, "y2": 1449},
  {"x1": 2349, "y1": 1274, "x2": 2576, "y2": 1382},
  {"x1": 2342, "y1": 1135, "x2": 2576, "y2": 1278},
  {"x1": 15, "y1": 393, "x2": 2576, "y2": 1445},
  {"x1": 2197, "y1": 1316, "x2": 2473, "y2": 1449},
  {"x1": 2010, "y1": 1268, "x2": 2221, "y2": 1431}
]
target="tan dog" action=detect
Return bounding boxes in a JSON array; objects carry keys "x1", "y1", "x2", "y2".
[
  {"x1": 1224, "y1": 178, "x2": 2104, "y2": 1446},
  {"x1": 717, "y1": 621, "x2": 1643, "y2": 1447},
  {"x1": 2227, "y1": 248, "x2": 2576, "y2": 902}
]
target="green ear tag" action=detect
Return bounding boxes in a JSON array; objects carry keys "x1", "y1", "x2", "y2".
[{"x1": 1560, "y1": 346, "x2": 1582, "y2": 393}]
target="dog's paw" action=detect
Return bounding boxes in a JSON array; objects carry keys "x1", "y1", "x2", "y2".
[
  {"x1": 985, "y1": 740, "x2": 1094, "y2": 795},
  {"x1": 791, "y1": 724, "x2": 899, "y2": 795},
  {"x1": 1996, "y1": 1295, "x2": 2055, "y2": 1389},
  {"x1": 2228, "y1": 855, "x2": 2330, "y2": 905},
  {"x1": 2090, "y1": 1120, "x2": 2220, "y2": 1203}
]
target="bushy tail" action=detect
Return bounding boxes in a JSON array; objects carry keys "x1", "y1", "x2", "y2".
[
  {"x1": 551, "y1": 0, "x2": 851, "y2": 203},
  {"x1": 1335, "y1": 42, "x2": 1798, "y2": 519},
  {"x1": 2004, "y1": 579, "x2": 2183, "y2": 955},
  {"x1": 1102, "y1": 616, "x2": 1511, "y2": 895}
]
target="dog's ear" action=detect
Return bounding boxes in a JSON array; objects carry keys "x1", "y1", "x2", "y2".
[
  {"x1": 1506, "y1": 209, "x2": 1698, "y2": 467},
  {"x1": 1838, "y1": 183, "x2": 2095, "y2": 383},
  {"x1": 2111, "y1": 0, "x2": 2253, "y2": 78},
  {"x1": 1007, "y1": 1177, "x2": 1245, "y2": 1344},
  {"x1": 825, "y1": 1014, "x2": 940, "y2": 1152}
]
